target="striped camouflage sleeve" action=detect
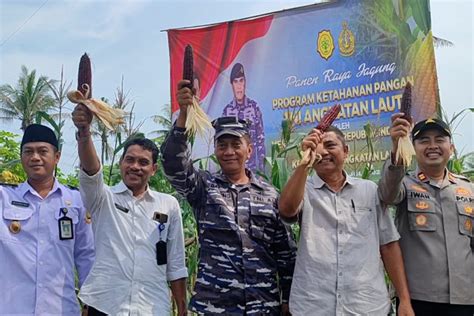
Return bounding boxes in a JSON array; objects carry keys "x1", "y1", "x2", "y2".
[
  {"x1": 160, "y1": 125, "x2": 205, "y2": 213},
  {"x1": 272, "y1": 201, "x2": 297, "y2": 303}
]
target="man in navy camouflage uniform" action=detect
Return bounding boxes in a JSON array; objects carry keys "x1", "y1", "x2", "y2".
[
  {"x1": 161, "y1": 80, "x2": 296, "y2": 315},
  {"x1": 222, "y1": 63, "x2": 265, "y2": 171}
]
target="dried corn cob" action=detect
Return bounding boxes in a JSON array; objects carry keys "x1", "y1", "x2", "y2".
[
  {"x1": 396, "y1": 83, "x2": 416, "y2": 166},
  {"x1": 400, "y1": 82, "x2": 412, "y2": 122},
  {"x1": 181, "y1": 44, "x2": 211, "y2": 138},
  {"x1": 78, "y1": 53, "x2": 92, "y2": 98},
  {"x1": 300, "y1": 104, "x2": 341, "y2": 168},
  {"x1": 67, "y1": 53, "x2": 125, "y2": 130},
  {"x1": 183, "y1": 45, "x2": 193, "y2": 90}
]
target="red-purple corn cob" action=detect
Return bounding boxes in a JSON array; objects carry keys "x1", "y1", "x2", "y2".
[
  {"x1": 400, "y1": 82, "x2": 412, "y2": 122},
  {"x1": 317, "y1": 104, "x2": 341, "y2": 131},
  {"x1": 78, "y1": 53, "x2": 92, "y2": 98},
  {"x1": 182, "y1": 45, "x2": 193, "y2": 90}
]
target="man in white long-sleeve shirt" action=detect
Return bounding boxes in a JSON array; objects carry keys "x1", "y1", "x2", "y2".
[{"x1": 72, "y1": 103, "x2": 188, "y2": 316}]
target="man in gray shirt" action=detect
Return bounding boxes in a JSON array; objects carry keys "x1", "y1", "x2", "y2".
[
  {"x1": 279, "y1": 126, "x2": 414, "y2": 315},
  {"x1": 378, "y1": 114, "x2": 474, "y2": 316}
]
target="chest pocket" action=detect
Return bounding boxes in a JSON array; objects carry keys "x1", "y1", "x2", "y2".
[
  {"x1": 407, "y1": 197, "x2": 436, "y2": 232},
  {"x1": 457, "y1": 201, "x2": 474, "y2": 237},
  {"x1": 1, "y1": 207, "x2": 35, "y2": 243},
  {"x1": 349, "y1": 206, "x2": 374, "y2": 237},
  {"x1": 53, "y1": 207, "x2": 80, "y2": 247},
  {"x1": 249, "y1": 207, "x2": 277, "y2": 243}
]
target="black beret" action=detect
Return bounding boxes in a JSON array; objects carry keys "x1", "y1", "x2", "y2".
[
  {"x1": 21, "y1": 124, "x2": 59, "y2": 149},
  {"x1": 230, "y1": 63, "x2": 245, "y2": 83}
]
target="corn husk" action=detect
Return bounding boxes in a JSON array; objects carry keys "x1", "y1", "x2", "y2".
[
  {"x1": 185, "y1": 96, "x2": 212, "y2": 138},
  {"x1": 396, "y1": 136, "x2": 415, "y2": 166},
  {"x1": 67, "y1": 84, "x2": 125, "y2": 130}
]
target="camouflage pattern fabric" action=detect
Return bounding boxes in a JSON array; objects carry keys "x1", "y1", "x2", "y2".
[
  {"x1": 222, "y1": 97, "x2": 265, "y2": 172},
  {"x1": 161, "y1": 126, "x2": 296, "y2": 315}
]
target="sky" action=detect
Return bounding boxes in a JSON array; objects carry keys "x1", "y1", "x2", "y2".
[{"x1": 1, "y1": 0, "x2": 473, "y2": 173}]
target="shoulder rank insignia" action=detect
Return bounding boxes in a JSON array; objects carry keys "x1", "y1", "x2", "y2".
[{"x1": 417, "y1": 172, "x2": 427, "y2": 182}]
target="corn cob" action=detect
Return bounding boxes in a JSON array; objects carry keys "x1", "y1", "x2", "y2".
[
  {"x1": 396, "y1": 83, "x2": 416, "y2": 166},
  {"x1": 300, "y1": 104, "x2": 342, "y2": 168},
  {"x1": 400, "y1": 82, "x2": 412, "y2": 122},
  {"x1": 317, "y1": 104, "x2": 341, "y2": 131},
  {"x1": 181, "y1": 44, "x2": 212, "y2": 138},
  {"x1": 78, "y1": 53, "x2": 92, "y2": 98},
  {"x1": 182, "y1": 45, "x2": 193, "y2": 90},
  {"x1": 67, "y1": 53, "x2": 125, "y2": 130}
]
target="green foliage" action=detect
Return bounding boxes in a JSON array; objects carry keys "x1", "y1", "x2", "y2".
[
  {"x1": 0, "y1": 131, "x2": 25, "y2": 183},
  {"x1": 0, "y1": 66, "x2": 55, "y2": 130}
]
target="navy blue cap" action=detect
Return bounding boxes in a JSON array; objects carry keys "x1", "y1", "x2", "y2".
[
  {"x1": 412, "y1": 118, "x2": 451, "y2": 141},
  {"x1": 212, "y1": 116, "x2": 250, "y2": 140},
  {"x1": 21, "y1": 124, "x2": 58, "y2": 149}
]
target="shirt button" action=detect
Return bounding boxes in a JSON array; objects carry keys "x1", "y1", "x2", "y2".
[
  {"x1": 339, "y1": 230, "x2": 343, "y2": 234},
  {"x1": 337, "y1": 294, "x2": 341, "y2": 298},
  {"x1": 337, "y1": 211, "x2": 341, "y2": 215},
  {"x1": 38, "y1": 283, "x2": 43, "y2": 288},
  {"x1": 338, "y1": 272, "x2": 343, "y2": 276},
  {"x1": 339, "y1": 250, "x2": 343, "y2": 254},
  {"x1": 41, "y1": 220, "x2": 45, "y2": 224},
  {"x1": 39, "y1": 261, "x2": 44, "y2": 265},
  {"x1": 39, "y1": 240, "x2": 44, "y2": 244}
]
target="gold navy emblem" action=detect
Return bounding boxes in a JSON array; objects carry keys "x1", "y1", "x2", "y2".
[{"x1": 338, "y1": 22, "x2": 355, "y2": 56}]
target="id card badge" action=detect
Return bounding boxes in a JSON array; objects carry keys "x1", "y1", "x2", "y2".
[
  {"x1": 58, "y1": 208, "x2": 74, "y2": 240},
  {"x1": 156, "y1": 223, "x2": 167, "y2": 265},
  {"x1": 156, "y1": 240, "x2": 167, "y2": 265}
]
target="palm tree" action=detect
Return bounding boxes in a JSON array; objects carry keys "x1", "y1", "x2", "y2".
[{"x1": 0, "y1": 66, "x2": 55, "y2": 130}]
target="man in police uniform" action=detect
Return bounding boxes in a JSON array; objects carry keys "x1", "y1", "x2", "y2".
[
  {"x1": 379, "y1": 114, "x2": 474, "y2": 315},
  {"x1": 161, "y1": 80, "x2": 296, "y2": 315},
  {"x1": 222, "y1": 62, "x2": 265, "y2": 171},
  {"x1": 0, "y1": 124, "x2": 95, "y2": 315}
]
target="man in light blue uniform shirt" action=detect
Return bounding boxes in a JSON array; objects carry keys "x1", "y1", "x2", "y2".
[{"x1": 0, "y1": 124, "x2": 95, "y2": 315}]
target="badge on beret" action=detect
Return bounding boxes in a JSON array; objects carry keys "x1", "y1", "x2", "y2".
[
  {"x1": 415, "y1": 214, "x2": 427, "y2": 226},
  {"x1": 9, "y1": 220, "x2": 21, "y2": 234},
  {"x1": 465, "y1": 206, "x2": 473, "y2": 215}
]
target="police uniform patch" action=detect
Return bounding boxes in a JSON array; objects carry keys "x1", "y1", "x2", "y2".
[
  {"x1": 411, "y1": 184, "x2": 428, "y2": 193},
  {"x1": 415, "y1": 201, "x2": 429, "y2": 210},
  {"x1": 9, "y1": 220, "x2": 21, "y2": 234},
  {"x1": 415, "y1": 214, "x2": 427, "y2": 226},
  {"x1": 465, "y1": 206, "x2": 473, "y2": 214},
  {"x1": 464, "y1": 218, "x2": 472, "y2": 233},
  {"x1": 456, "y1": 187, "x2": 470, "y2": 196}
]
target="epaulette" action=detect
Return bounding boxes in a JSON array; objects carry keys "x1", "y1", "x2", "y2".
[
  {"x1": 449, "y1": 172, "x2": 471, "y2": 183},
  {"x1": 0, "y1": 182, "x2": 18, "y2": 188},
  {"x1": 67, "y1": 185, "x2": 79, "y2": 191}
]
